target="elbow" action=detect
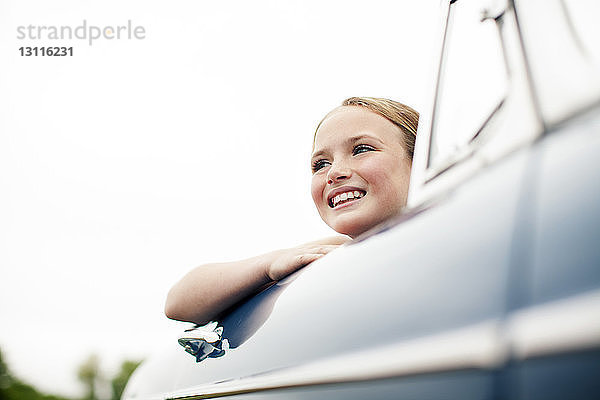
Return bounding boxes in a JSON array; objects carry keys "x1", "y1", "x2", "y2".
[
  {"x1": 164, "y1": 286, "x2": 210, "y2": 323},
  {"x1": 164, "y1": 300, "x2": 176, "y2": 320},
  {"x1": 164, "y1": 288, "x2": 186, "y2": 321}
]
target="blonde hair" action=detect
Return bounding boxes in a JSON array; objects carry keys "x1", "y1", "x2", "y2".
[{"x1": 315, "y1": 97, "x2": 419, "y2": 159}]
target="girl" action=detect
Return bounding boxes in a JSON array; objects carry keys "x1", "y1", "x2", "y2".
[{"x1": 166, "y1": 97, "x2": 419, "y2": 323}]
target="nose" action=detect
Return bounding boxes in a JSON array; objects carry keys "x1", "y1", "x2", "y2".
[{"x1": 326, "y1": 161, "x2": 352, "y2": 185}]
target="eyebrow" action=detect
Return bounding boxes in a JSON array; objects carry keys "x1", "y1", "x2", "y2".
[{"x1": 311, "y1": 134, "x2": 385, "y2": 160}]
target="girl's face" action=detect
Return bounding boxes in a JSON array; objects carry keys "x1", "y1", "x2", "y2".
[{"x1": 311, "y1": 106, "x2": 412, "y2": 238}]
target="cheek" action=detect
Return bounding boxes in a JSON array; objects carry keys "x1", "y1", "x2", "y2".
[
  {"x1": 359, "y1": 157, "x2": 391, "y2": 187},
  {"x1": 310, "y1": 175, "x2": 325, "y2": 209},
  {"x1": 361, "y1": 157, "x2": 411, "y2": 202},
  {"x1": 387, "y1": 161, "x2": 412, "y2": 207},
  {"x1": 391, "y1": 159, "x2": 412, "y2": 193}
]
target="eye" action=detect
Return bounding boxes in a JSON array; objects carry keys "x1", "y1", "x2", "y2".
[
  {"x1": 312, "y1": 159, "x2": 330, "y2": 173},
  {"x1": 353, "y1": 144, "x2": 375, "y2": 155}
]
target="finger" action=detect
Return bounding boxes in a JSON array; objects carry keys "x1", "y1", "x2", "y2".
[
  {"x1": 294, "y1": 253, "x2": 325, "y2": 266},
  {"x1": 329, "y1": 236, "x2": 352, "y2": 245},
  {"x1": 305, "y1": 244, "x2": 342, "y2": 255},
  {"x1": 305, "y1": 235, "x2": 351, "y2": 247}
]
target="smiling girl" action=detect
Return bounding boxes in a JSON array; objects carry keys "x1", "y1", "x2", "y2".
[{"x1": 165, "y1": 97, "x2": 419, "y2": 323}]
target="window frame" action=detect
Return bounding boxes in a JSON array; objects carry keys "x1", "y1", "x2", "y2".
[
  {"x1": 407, "y1": 0, "x2": 542, "y2": 209},
  {"x1": 426, "y1": 1, "x2": 508, "y2": 176}
]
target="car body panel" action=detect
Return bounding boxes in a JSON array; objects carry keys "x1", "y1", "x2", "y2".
[{"x1": 529, "y1": 108, "x2": 600, "y2": 305}]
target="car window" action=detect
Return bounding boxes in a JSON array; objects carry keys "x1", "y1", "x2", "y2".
[
  {"x1": 561, "y1": 0, "x2": 600, "y2": 63},
  {"x1": 428, "y1": 0, "x2": 507, "y2": 171},
  {"x1": 515, "y1": 0, "x2": 600, "y2": 125}
]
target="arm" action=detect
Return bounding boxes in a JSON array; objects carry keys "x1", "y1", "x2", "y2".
[{"x1": 165, "y1": 236, "x2": 350, "y2": 324}]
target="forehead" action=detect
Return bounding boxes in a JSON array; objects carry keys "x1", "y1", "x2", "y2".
[{"x1": 313, "y1": 106, "x2": 403, "y2": 151}]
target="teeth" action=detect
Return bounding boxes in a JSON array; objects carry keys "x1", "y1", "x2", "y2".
[{"x1": 330, "y1": 190, "x2": 365, "y2": 208}]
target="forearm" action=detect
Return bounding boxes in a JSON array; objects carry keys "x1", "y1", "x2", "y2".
[
  {"x1": 165, "y1": 252, "x2": 277, "y2": 324},
  {"x1": 164, "y1": 236, "x2": 349, "y2": 324}
]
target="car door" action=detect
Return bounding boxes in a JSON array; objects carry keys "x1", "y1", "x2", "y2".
[{"x1": 498, "y1": 1, "x2": 600, "y2": 398}]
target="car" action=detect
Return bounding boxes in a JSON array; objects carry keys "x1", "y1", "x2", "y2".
[{"x1": 122, "y1": 0, "x2": 600, "y2": 399}]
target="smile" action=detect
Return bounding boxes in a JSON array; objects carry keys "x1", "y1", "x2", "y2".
[{"x1": 329, "y1": 190, "x2": 366, "y2": 208}]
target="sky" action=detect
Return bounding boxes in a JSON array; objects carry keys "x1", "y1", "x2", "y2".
[{"x1": 0, "y1": 0, "x2": 439, "y2": 397}]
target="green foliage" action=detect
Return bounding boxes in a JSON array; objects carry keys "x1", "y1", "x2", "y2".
[
  {"x1": 0, "y1": 347, "x2": 141, "y2": 400},
  {"x1": 0, "y1": 348, "x2": 72, "y2": 400},
  {"x1": 0, "y1": 349, "x2": 10, "y2": 391},
  {"x1": 76, "y1": 354, "x2": 100, "y2": 400},
  {"x1": 110, "y1": 360, "x2": 141, "y2": 400}
]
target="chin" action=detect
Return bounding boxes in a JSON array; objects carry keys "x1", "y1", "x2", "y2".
[
  {"x1": 330, "y1": 217, "x2": 372, "y2": 239},
  {"x1": 329, "y1": 208, "x2": 401, "y2": 238}
]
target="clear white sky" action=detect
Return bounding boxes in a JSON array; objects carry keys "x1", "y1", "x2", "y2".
[{"x1": 0, "y1": 0, "x2": 439, "y2": 397}]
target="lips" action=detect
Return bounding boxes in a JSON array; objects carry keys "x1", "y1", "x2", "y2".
[{"x1": 327, "y1": 187, "x2": 367, "y2": 208}]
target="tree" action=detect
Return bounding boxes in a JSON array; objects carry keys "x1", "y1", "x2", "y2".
[
  {"x1": 76, "y1": 354, "x2": 100, "y2": 400},
  {"x1": 0, "y1": 348, "x2": 10, "y2": 392},
  {"x1": 0, "y1": 347, "x2": 72, "y2": 400},
  {"x1": 110, "y1": 360, "x2": 141, "y2": 400}
]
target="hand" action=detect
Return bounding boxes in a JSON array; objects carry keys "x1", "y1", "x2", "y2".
[{"x1": 267, "y1": 236, "x2": 351, "y2": 281}]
